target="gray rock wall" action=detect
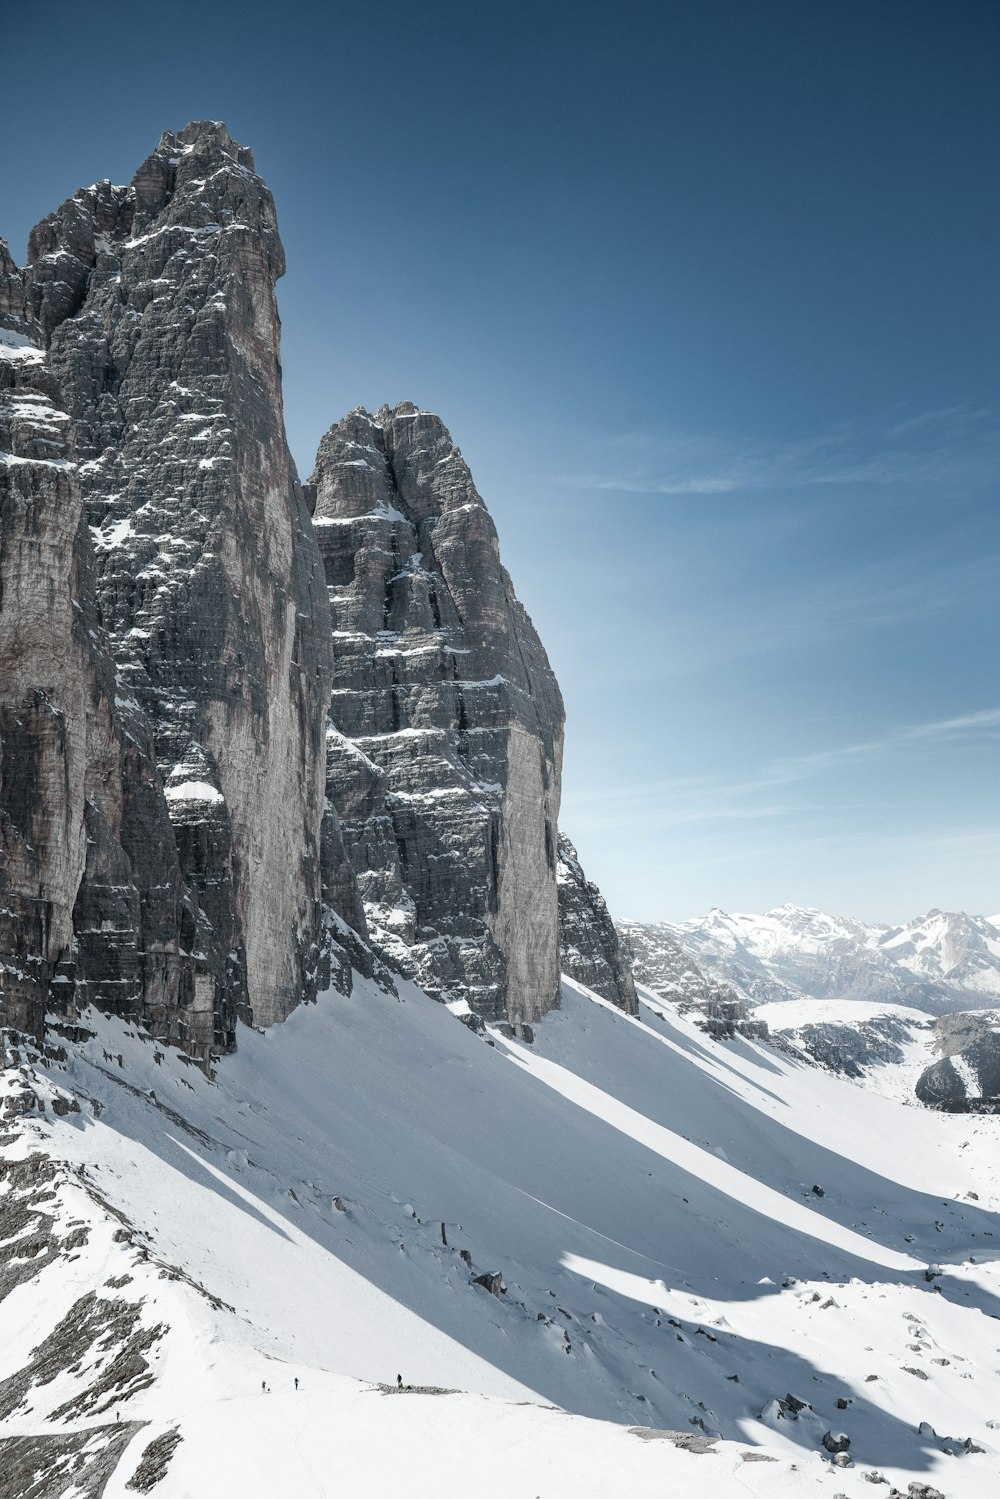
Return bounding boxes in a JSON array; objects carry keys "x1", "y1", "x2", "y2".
[
  {"x1": 0, "y1": 316, "x2": 203, "y2": 1054},
  {"x1": 1, "y1": 324, "x2": 98, "y2": 1043},
  {"x1": 21, "y1": 122, "x2": 340, "y2": 1030},
  {"x1": 3, "y1": 122, "x2": 624, "y2": 1053},
  {"x1": 2, "y1": 123, "x2": 359, "y2": 1054},
  {"x1": 311, "y1": 404, "x2": 564, "y2": 1025},
  {"x1": 556, "y1": 836, "x2": 637, "y2": 1013}
]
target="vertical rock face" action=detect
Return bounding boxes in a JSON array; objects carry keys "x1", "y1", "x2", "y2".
[
  {"x1": 2, "y1": 123, "x2": 351, "y2": 1052},
  {"x1": 4, "y1": 122, "x2": 613, "y2": 1051},
  {"x1": 1, "y1": 321, "x2": 94, "y2": 1042},
  {"x1": 0, "y1": 317, "x2": 200, "y2": 1053},
  {"x1": 556, "y1": 835, "x2": 637, "y2": 1013},
  {"x1": 20, "y1": 122, "x2": 338, "y2": 1030},
  {"x1": 311, "y1": 404, "x2": 564, "y2": 1025}
]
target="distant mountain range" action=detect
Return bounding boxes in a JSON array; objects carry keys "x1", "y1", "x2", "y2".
[{"x1": 618, "y1": 904, "x2": 1000, "y2": 1015}]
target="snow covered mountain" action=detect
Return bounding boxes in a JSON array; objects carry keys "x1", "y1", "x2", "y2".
[
  {"x1": 621, "y1": 905, "x2": 1000, "y2": 1016},
  {"x1": 882, "y1": 911, "x2": 1000, "y2": 1001},
  {"x1": 2, "y1": 971, "x2": 999, "y2": 1497},
  {"x1": 3, "y1": 117, "x2": 999, "y2": 1499}
]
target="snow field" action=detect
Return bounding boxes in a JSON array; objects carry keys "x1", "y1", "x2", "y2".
[{"x1": 1, "y1": 968, "x2": 998, "y2": 1496}]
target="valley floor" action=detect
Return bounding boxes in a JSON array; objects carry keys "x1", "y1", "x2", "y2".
[{"x1": 1, "y1": 973, "x2": 998, "y2": 1497}]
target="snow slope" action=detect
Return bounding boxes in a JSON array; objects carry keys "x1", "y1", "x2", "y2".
[{"x1": 1, "y1": 972, "x2": 999, "y2": 1497}]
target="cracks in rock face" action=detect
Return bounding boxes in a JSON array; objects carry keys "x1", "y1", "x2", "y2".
[
  {"x1": 310, "y1": 403, "x2": 565, "y2": 1026},
  {"x1": 4, "y1": 122, "x2": 341, "y2": 1048}
]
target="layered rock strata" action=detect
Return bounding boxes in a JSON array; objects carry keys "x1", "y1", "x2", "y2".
[
  {"x1": 3, "y1": 121, "x2": 623, "y2": 1051},
  {"x1": 618, "y1": 920, "x2": 732, "y2": 1009},
  {"x1": 310, "y1": 405, "x2": 564, "y2": 1026},
  {"x1": 0, "y1": 321, "x2": 202, "y2": 1053},
  {"x1": 2, "y1": 122, "x2": 354, "y2": 1051},
  {"x1": 556, "y1": 835, "x2": 637, "y2": 1013}
]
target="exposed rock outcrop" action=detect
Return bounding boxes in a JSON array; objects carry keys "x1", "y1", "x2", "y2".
[
  {"x1": 1, "y1": 322, "x2": 202, "y2": 1054},
  {"x1": 916, "y1": 1011, "x2": 1000, "y2": 1111},
  {"x1": 3, "y1": 121, "x2": 611, "y2": 1050},
  {"x1": 618, "y1": 920, "x2": 740, "y2": 1010},
  {"x1": 617, "y1": 920, "x2": 765, "y2": 1038},
  {"x1": 2, "y1": 122, "x2": 357, "y2": 1052},
  {"x1": 698, "y1": 994, "x2": 769, "y2": 1042},
  {"x1": 556, "y1": 835, "x2": 636, "y2": 1013},
  {"x1": 760, "y1": 1004, "x2": 933, "y2": 1080},
  {"x1": 310, "y1": 404, "x2": 564, "y2": 1025}
]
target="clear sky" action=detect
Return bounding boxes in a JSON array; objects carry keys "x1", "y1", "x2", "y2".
[{"x1": 4, "y1": 0, "x2": 998, "y2": 924}]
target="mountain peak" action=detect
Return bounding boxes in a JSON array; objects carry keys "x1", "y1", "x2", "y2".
[{"x1": 622, "y1": 903, "x2": 1000, "y2": 1014}]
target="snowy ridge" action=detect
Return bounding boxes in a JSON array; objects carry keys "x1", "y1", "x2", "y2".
[
  {"x1": 753, "y1": 999, "x2": 939, "y2": 1102},
  {"x1": 1, "y1": 972, "x2": 998, "y2": 1496},
  {"x1": 623, "y1": 904, "x2": 1000, "y2": 1016}
]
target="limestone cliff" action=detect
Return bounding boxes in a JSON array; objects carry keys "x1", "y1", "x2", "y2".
[
  {"x1": 311, "y1": 404, "x2": 564, "y2": 1026},
  {"x1": 2, "y1": 123, "x2": 628, "y2": 1053},
  {"x1": 556, "y1": 836, "x2": 637, "y2": 1013},
  {"x1": 24, "y1": 122, "x2": 346, "y2": 1029},
  {"x1": 1, "y1": 123, "x2": 359, "y2": 1052},
  {"x1": 0, "y1": 319, "x2": 205, "y2": 1054}
]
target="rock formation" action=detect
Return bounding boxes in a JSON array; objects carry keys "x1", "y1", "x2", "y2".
[
  {"x1": 616, "y1": 920, "x2": 766, "y2": 1038},
  {"x1": 618, "y1": 920, "x2": 731, "y2": 1009},
  {"x1": 310, "y1": 404, "x2": 564, "y2": 1026},
  {"x1": 915, "y1": 1011, "x2": 1000, "y2": 1111},
  {"x1": 0, "y1": 320, "x2": 202, "y2": 1054},
  {"x1": 2, "y1": 122, "x2": 355, "y2": 1053},
  {"x1": 2, "y1": 121, "x2": 627, "y2": 1055},
  {"x1": 556, "y1": 836, "x2": 636, "y2": 1013},
  {"x1": 760, "y1": 1005, "x2": 933, "y2": 1079}
]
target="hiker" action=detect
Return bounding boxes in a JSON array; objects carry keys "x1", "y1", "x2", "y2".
[
  {"x1": 294, "y1": 1377, "x2": 299, "y2": 1391},
  {"x1": 396, "y1": 1373, "x2": 403, "y2": 1389},
  {"x1": 261, "y1": 1381, "x2": 266, "y2": 1394}
]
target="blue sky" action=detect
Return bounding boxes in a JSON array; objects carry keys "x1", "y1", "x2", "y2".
[{"x1": 4, "y1": 0, "x2": 997, "y2": 922}]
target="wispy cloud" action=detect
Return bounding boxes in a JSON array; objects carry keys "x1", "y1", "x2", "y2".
[
  {"x1": 557, "y1": 404, "x2": 1000, "y2": 496},
  {"x1": 770, "y1": 707, "x2": 1000, "y2": 779},
  {"x1": 564, "y1": 707, "x2": 1000, "y2": 834},
  {"x1": 622, "y1": 547, "x2": 999, "y2": 678}
]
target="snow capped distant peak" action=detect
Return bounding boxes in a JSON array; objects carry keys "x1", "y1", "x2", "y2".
[{"x1": 623, "y1": 903, "x2": 1000, "y2": 1015}]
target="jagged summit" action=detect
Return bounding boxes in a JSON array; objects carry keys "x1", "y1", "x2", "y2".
[
  {"x1": 2, "y1": 124, "x2": 333, "y2": 1049},
  {"x1": 310, "y1": 402, "x2": 565, "y2": 1025},
  {"x1": 2, "y1": 124, "x2": 632, "y2": 1052},
  {"x1": 622, "y1": 904, "x2": 1000, "y2": 1016},
  {"x1": 160, "y1": 118, "x2": 256, "y2": 165},
  {"x1": 556, "y1": 834, "x2": 637, "y2": 1013},
  {"x1": 19, "y1": 122, "x2": 283, "y2": 348}
]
